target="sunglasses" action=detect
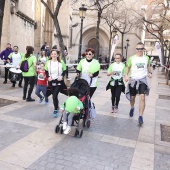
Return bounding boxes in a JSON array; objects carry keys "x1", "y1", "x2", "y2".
[
  {"x1": 136, "y1": 48, "x2": 144, "y2": 50},
  {"x1": 86, "y1": 53, "x2": 92, "y2": 55}
]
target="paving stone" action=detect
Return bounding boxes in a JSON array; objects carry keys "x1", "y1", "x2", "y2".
[
  {"x1": 85, "y1": 114, "x2": 140, "y2": 140},
  {"x1": 0, "y1": 120, "x2": 36, "y2": 151}
]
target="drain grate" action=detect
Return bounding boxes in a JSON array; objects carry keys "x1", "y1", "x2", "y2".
[
  {"x1": 0, "y1": 98, "x2": 17, "y2": 107},
  {"x1": 161, "y1": 124, "x2": 170, "y2": 143},
  {"x1": 159, "y1": 95, "x2": 170, "y2": 100}
]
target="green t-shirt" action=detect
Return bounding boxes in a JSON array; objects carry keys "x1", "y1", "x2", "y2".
[
  {"x1": 21, "y1": 54, "x2": 37, "y2": 77},
  {"x1": 127, "y1": 55, "x2": 150, "y2": 79}
]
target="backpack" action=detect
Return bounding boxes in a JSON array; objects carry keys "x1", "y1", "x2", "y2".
[{"x1": 20, "y1": 56, "x2": 32, "y2": 72}]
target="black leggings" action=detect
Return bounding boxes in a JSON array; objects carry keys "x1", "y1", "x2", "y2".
[
  {"x1": 51, "y1": 85, "x2": 61, "y2": 110},
  {"x1": 4, "y1": 67, "x2": 9, "y2": 82},
  {"x1": 90, "y1": 87, "x2": 97, "y2": 98},
  {"x1": 110, "y1": 85, "x2": 122, "y2": 107},
  {"x1": 23, "y1": 76, "x2": 35, "y2": 99}
]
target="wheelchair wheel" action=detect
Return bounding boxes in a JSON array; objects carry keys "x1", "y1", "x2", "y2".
[
  {"x1": 86, "y1": 120, "x2": 91, "y2": 128},
  {"x1": 60, "y1": 126, "x2": 63, "y2": 134},
  {"x1": 74, "y1": 128, "x2": 79, "y2": 137},
  {"x1": 79, "y1": 129, "x2": 83, "y2": 138},
  {"x1": 55, "y1": 125, "x2": 60, "y2": 133}
]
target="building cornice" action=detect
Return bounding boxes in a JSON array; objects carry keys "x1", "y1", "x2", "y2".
[{"x1": 16, "y1": 10, "x2": 36, "y2": 25}]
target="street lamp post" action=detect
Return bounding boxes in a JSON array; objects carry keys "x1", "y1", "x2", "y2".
[
  {"x1": 125, "y1": 39, "x2": 130, "y2": 60},
  {"x1": 78, "y1": 4, "x2": 87, "y2": 62}
]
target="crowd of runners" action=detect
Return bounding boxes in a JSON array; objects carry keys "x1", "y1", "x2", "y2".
[{"x1": 0, "y1": 41, "x2": 152, "y2": 129}]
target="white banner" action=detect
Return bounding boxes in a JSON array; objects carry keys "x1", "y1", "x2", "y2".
[
  {"x1": 155, "y1": 42, "x2": 162, "y2": 65},
  {"x1": 110, "y1": 35, "x2": 119, "y2": 62}
]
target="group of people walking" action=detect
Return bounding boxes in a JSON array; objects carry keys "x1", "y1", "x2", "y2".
[{"x1": 0, "y1": 42, "x2": 152, "y2": 125}]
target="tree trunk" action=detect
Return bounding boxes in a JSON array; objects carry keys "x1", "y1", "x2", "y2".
[
  {"x1": 53, "y1": 18, "x2": 66, "y2": 63},
  {"x1": 95, "y1": 11, "x2": 101, "y2": 59},
  {"x1": 0, "y1": 0, "x2": 5, "y2": 48}
]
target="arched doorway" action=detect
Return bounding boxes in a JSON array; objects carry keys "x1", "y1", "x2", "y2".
[{"x1": 88, "y1": 38, "x2": 97, "y2": 51}]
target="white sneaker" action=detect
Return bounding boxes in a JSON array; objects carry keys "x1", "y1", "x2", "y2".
[
  {"x1": 64, "y1": 126, "x2": 71, "y2": 134},
  {"x1": 63, "y1": 122, "x2": 67, "y2": 130}
]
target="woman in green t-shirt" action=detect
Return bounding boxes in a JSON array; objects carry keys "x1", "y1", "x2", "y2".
[
  {"x1": 21, "y1": 46, "x2": 37, "y2": 101},
  {"x1": 106, "y1": 53, "x2": 125, "y2": 113}
]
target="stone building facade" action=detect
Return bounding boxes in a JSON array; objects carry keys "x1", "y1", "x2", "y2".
[{"x1": 0, "y1": 0, "x2": 144, "y2": 62}]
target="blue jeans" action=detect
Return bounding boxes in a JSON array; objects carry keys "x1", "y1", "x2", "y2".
[{"x1": 35, "y1": 84, "x2": 48, "y2": 102}]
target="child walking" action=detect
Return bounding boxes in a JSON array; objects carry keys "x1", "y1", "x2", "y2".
[
  {"x1": 106, "y1": 53, "x2": 125, "y2": 113},
  {"x1": 35, "y1": 62, "x2": 48, "y2": 104},
  {"x1": 60, "y1": 88, "x2": 84, "y2": 135}
]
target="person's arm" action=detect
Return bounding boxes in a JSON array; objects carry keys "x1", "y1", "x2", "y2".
[
  {"x1": 107, "y1": 64, "x2": 114, "y2": 76},
  {"x1": 76, "y1": 59, "x2": 83, "y2": 76},
  {"x1": 124, "y1": 57, "x2": 132, "y2": 82},
  {"x1": 147, "y1": 57, "x2": 152, "y2": 78},
  {"x1": 32, "y1": 56, "x2": 37, "y2": 75},
  {"x1": 7, "y1": 53, "x2": 12, "y2": 63},
  {"x1": 0, "y1": 50, "x2": 5, "y2": 60}
]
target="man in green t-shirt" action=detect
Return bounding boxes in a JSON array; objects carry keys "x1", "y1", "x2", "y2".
[{"x1": 125, "y1": 42, "x2": 152, "y2": 125}]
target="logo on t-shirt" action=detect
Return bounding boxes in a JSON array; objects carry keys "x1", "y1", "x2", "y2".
[
  {"x1": 136, "y1": 63, "x2": 145, "y2": 69},
  {"x1": 113, "y1": 71, "x2": 121, "y2": 76},
  {"x1": 38, "y1": 73, "x2": 45, "y2": 80}
]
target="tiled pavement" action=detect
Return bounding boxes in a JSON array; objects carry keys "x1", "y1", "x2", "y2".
[{"x1": 0, "y1": 68, "x2": 170, "y2": 170}]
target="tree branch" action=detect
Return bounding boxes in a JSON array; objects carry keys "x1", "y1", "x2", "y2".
[{"x1": 41, "y1": 0, "x2": 54, "y2": 19}]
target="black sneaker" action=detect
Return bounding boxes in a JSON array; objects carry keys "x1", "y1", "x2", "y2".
[
  {"x1": 26, "y1": 98, "x2": 35, "y2": 102},
  {"x1": 3, "y1": 81, "x2": 7, "y2": 84},
  {"x1": 129, "y1": 108, "x2": 134, "y2": 117},
  {"x1": 11, "y1": 84, "x2": 15, "y2": 87},
  {"x1": 18, "y1": 84, "x2": 22, "y2": 88},
  {"x1": 138, "y1": 116, "x2": 143, "y2": 125}
]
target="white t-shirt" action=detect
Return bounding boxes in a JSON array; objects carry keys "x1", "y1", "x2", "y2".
[
  {"x1": 11, "y1": 53, "x2": 22, "y2": 67},
  {"x1": 127, "y1": 55, "x2": 150, "y2": 79},
  {"x1": 39, "y1": 56, "x2": 47, "y2": 63},
  {"x1": 46, "y1": 61, "x2": 63, "y2": 80}
]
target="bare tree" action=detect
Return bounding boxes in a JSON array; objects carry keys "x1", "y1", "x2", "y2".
[
  {"x1": 134, "y1": 0, "x2": 170, "y2": 65},
  {"x1": 41, "y1": 0, "x2": 66, "y2": 62},
  {"x1": 88, "y1": 0, "x2": 121, "y2": 59},
  {"x1": 0, "y1": 0, "x2": 5, "y2": 48}
]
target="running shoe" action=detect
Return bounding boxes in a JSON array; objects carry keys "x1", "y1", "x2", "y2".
[
  {"x1": 63, "y1": 122, "x2": 67, "y2": 130},
  {"x1": 111, "y1": 106, "x2": 115, "y2": 113},
  {"x1": 114, "y1": 106, "x2": 118, "y2": 113},
  {"x1": 39, "y1": 97, "x2": 44, "y2": 104},
  {"x1": 138, "y1": 116, "x2": 143, "y2": 125},
  {"x1": 45, "y1": 101, "x2": 49, "y2": 105},
  {"x1": 53, "y1": 110, "x2": 58, "y2": 118},
  {"x1": 64, "y1": 126, "x2": 71, "y2": 134},
  {"x1": 129, "y1": 108, "x2": 134, "y2": 117}
]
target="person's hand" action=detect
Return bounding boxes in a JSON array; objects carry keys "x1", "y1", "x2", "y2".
[
  {"x1": 124, "y1": 75, "x2": 129, "y2": 82},
  {"x1": 60, "y1": 109, "x2": 63, "y2": 113},
  {"x1": 111, "y1": 71, "x2": 114, "y2": 75},
  {"x1": 57, "y1": 76, "x2": 63, "y2": 81},
  {"x1": 48, "y1": 76, "x2": 52, "y2": 81},
  {"x1": 75, "y1": 73, "x2": 79, "y2": 77},
  {"x1": 89, "y1": 73, "x2": 93, "y2": 77},
  {"x1": 3, "y1": 60, "x2": 6, "y2": 62},
  {"x1": 148, "y1": 73, "x2": 152, "y2": 78}
]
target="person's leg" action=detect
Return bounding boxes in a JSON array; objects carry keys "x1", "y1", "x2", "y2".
[
  {"x1": 35, "y1": 85, "x2": 43, "y2": 99},
  {"x1": 64, "y1": 113, "x2": 74, "y2": 134},
  {"x1": 41, "y1": 86, "x2": 48, "y2": 103},
  {"x1": 51, "y1": 85, "x2": 61, "y2": 117},
  {"x1": 66, "y1": 66, "x2": 68, "y2": 78},
  {"x1": 90, "y1": 87, "x2": 97, "y2": 98},
  {"x1": 129, "y1": 84, "x2": 136, "y2": 117},
  {"x1": 110, "y1": 86, "x2": 116, "y2": 112},
  {"x1": 23, "y1": 77, "x2": 29, "y2": 100},
  {"x1": 27, "y1": 76, "x2": 35, "y2": 101},
  {"x1": 62, "y1": 111, "x2": 68, "y2": 130},
  {"x1": 139, "y1": 94, "x2": 145, "y2": 116},
  {"x1": 114, "y1": 85, "x2": 122, "y2": 112},
  {"x1": 138, "y1": 83, "x2": 147, "y2": 124},
  {"x1": 11, "y1": 80, "x2": 16, "y2": 87},
  {"x1": 18, "y1": 75, "x2": 23, "y2": 87},
  {"x1": 4, "y1": 67, "x2": 9, "y2": 83}
]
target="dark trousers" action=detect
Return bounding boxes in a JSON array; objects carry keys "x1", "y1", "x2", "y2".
[
  {"x1": 35, "y1": 84, "x2": 48, "y2": 102},
  {"x1": 90, "y1": 87, "x2": 97, "y2": 98},
  {"x1": 65, "y1": 66, "x2": 68, "y2": 78},
  {"x1": 110, "y1": 85, "x2": 122, "y2": 107},
  {"x1": 4, "y1": 67, "x2": 9, "y2": 82},
  {"x1": 23, "y1": 76, "x2": 35, "y2": 99},
  {"x1": 51, "y1": 85, "x2": 61, "y2": 110}
]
